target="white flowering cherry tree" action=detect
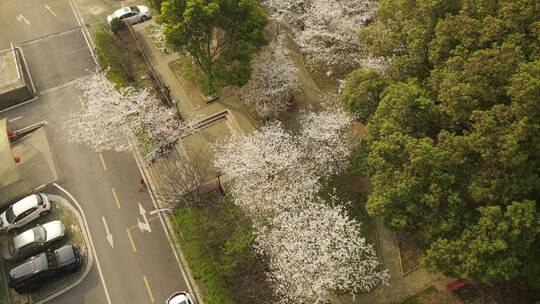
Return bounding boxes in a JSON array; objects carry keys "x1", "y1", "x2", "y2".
[
  {"x1": 239, "y1": 34, "x2": 301, "y2": 117},
  {"x1": 65, "y1": 72, "x2": 196, "y2": 163},
  {"x1": 256, "y1": 198, "x2": 388, "y2": 303},
  {"x1": 263, "y1": 0, "x2": 377, "y2": 71},
  {"x1": 214, "y1": 108, "x2": 387, "y2": 302}
]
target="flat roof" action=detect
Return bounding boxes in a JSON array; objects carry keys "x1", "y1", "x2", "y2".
[{"x1": 0, "y1": 47, "x2": 25, "y2": 94}]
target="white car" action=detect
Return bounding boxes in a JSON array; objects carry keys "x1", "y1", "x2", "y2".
[
  {"x1": 2, "y1": 220, "x2": 66, "y2": 261},
  {"x1": 166, "y1": 292, "x2": 195, "y2": 304},
  {"x1": 107, "y1": 6, "x2": 151, "y2": 24},
  {"x1": 0, "y1": 194, "x2": 51, "y2": 233}
]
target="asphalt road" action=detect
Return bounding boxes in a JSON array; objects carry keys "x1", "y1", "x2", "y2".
[{"x1": 0, "y1": 0, "x2": 191, "y2": 303}]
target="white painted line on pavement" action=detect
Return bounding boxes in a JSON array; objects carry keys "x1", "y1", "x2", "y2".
[
  {"x1": 126, "y1": 229, "x2": 137, "y2": 253},
  {"x1": 69, "y1": 0, "x2": 98, "y2": 65},
  {"x1": 111, "y1": 188, "x2": 121, "y2": 209},
  {"x1": 143, "y1": 275, "x2": 155, "y2": 303},
  {"x1": 44, "y1": 4, "x2": 57, "y2": 16},
  {"x1": 137, "y1": 202, "x2": 152, "y2": 233},
  {"x1": 99, "y1": 153, "x2": 108, "y2": 171},
  {"x1": 127, "y1": 215, "x2": 160, "y2": 231},
  {"x1": 16, "y1": 14, "x2": 30, "y2": 26},
  {"x1": 102, "y1": 216, "x2": 114, "y2": 248},
  {"x1": 53, "y1": 183, "x2": 112, "y2": 304},
  {"x1": 8, "y1": 116, "x2": 22, "y2": 122}
]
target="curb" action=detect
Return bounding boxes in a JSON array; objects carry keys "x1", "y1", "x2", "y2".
[
  {"x1": 128, "y1": 136, "x2": 205, "y2": 304},
  {"x1": 32, "y1": 192, "x2": 94, "y2": 304}
]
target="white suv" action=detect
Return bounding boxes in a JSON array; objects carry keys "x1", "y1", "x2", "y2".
[{"x1": 0, "y1": 194, "x2": 51, "y2": 233}]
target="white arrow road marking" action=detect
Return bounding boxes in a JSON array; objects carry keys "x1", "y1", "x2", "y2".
[
  {"x1": 102, "y1": 216, "x2": 114, "y2": 248},
  {"x1": 16, "y1": 14, "x2": 30, "y2": 26},
  {"x1": 137, "y1": 203, "x2": 152, "y2": 233},
  {"x1": 44, "y1": 4, "x2": 57, "y2": 16}
]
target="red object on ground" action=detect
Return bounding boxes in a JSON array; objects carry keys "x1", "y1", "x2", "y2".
[
  {"x1": 139, "y1": 178, "x2": 145, "y2": 186},
  {"x1": 446, "y1": 279, "x2": 466, "y2": 291},
  {"x1": 286, "y1": 96, "x2": 297, "y2": 109},
  {"x1": 14, "y1": 156, "x2": 21, "y2": 163},
  {"x1": 7, "y1": 129, "x2": 14, "y2": 137}
]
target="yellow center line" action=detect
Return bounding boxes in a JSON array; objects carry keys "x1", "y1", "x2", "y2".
[
  {"x1": 143, "y1": 275, "x2": 155, "y2": 303},
  {"x1": 78, "y1": 96, "x2": 85, "y2": 109},
  {"x1": 111, "y1": 188, "x2": 122, "y2": 209},
  {"x1": 126, "y1": 229, "x2": 137, "y2": 253},
  {"x1": 98, "y1": 153, "x2": 107, "y2": 171}
]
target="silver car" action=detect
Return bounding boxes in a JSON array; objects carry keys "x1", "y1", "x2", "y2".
[
  {"x1": 2, "y1": 220, "x2": 66, "y2": 261},
  {"x1": 107, "y1": 5, "x2": 151, "y2": 24},
  {"x1": 0, "y1": 194, "x2": 51, "y2": 233}
]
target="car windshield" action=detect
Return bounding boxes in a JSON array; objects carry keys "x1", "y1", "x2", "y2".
[
  {"x1": 5, "y1": 207, "x2": 16, "y2": 223},
  {"x1": 33, "y1": 226, "x2": 46, "y2": 242},
  {"x1": 130, "y1": 6, "x2": 140, "y2": 13}
]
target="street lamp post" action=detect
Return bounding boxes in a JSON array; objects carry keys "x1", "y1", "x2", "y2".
[{"x1": 150, "y1": 208, "x2": 172, "y2": 215}]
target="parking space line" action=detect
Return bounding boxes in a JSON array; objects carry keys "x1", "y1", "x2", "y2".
[
  {"x1": 111, "y1": 188, "x2": 122, "y2": 209},
  {"x1": 98, "y1": 153, "x2": 107, "y2": 171},
  {"x1": 8, "y1": 116, "x2": 22, "y2": 122},
  {"x1": 126, "y1": 229, "x2": 137, "y2": 253},
  {"x1": 143, "y1": 275, "x2": 155, "y2": 303}
]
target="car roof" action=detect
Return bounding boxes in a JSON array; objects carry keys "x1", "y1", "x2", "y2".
[
  {"x1": 13, "y1": 226, "x2": 40, "y2": 249},
  {"x1": 167, "y1": 292, "x2": 191, "y2": 304},
  {"x1": 55, "y1": 245, "x2": 77, "y2": 267},
  {"x1": 9, "y1": 252, "x2": 48, "y2": 279},
  {"x1": 12, "y1": 195, "x2": 39, "y2": 216},
  {"x1": 111, "y1": 7, "x2": 132, "y2": 18}
]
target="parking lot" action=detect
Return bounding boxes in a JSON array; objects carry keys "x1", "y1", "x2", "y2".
[{"x1": 0, "y1": 192, "x2": 90, "y2": 304}]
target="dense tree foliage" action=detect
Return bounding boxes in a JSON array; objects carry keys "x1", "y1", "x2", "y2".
[
  {"x1": 341, "y1": 68, "x2": 388, "y2": 123},
  {"x1": 160, "y1": 0, "x2": 267, "y2": 92},
  {"x1": 354, "y1": 0, "x2": 540, "y2": 288}
]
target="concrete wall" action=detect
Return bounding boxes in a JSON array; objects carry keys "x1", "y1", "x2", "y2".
[
  {"x1": 0, "y1": 85, "x2": 32, "y2": 109},
  {"x1": 0, "y1": 48, "x2": 33, "y2": 110}
]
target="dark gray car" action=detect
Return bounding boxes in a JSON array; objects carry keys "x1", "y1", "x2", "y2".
[{"x1": 8, "y1": 244, "x2": 82, "y2": 293}]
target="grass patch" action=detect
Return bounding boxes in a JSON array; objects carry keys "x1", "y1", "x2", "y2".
[
  {"x1": 94, "y1": 29, "x2": 135, "y2": 89},
  {"x1": 171, "y1": 196, "x2": 274, "y2": 304},
  {"x1": 170, "y1": 54, "x2": 218, "y2": 96}
]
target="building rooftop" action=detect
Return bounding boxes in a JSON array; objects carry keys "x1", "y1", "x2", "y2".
[{"x1": 0, "y1": 47, "x2": 25, "y2": 94}]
